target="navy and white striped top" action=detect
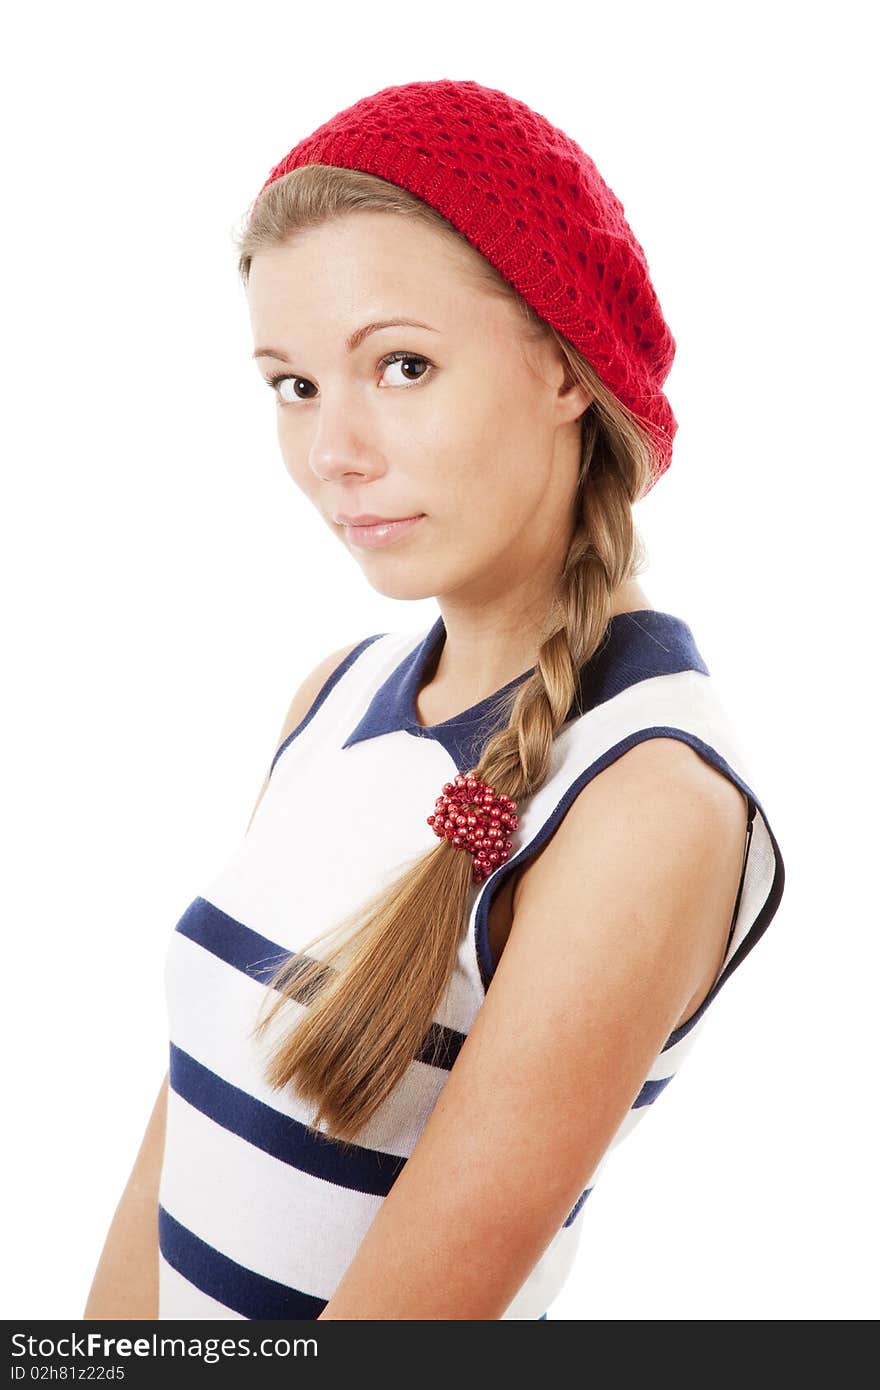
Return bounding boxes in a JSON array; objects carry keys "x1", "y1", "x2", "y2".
[{"x1": 157, "y1": 609, "x2": 786, "y2": 1319}]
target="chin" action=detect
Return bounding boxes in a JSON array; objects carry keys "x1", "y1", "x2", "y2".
[{"x1": 359, "y1": 571, "x2": 441, "y2": 603}]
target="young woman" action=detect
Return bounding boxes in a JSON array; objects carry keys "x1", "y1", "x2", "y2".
[{"x1": 85, "y1": 78, "x2": 786, "y2": 1322}]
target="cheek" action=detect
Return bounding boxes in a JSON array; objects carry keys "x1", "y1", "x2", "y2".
[
  {"x1": 440, "y1": 391, "x2": 548, "y2": 521},
  {"x1": 423, "y1": 381, "x2": 510, "y2": 487},
  {"x1": 448, "y1": 358, "x2": 544, "y2": 454},
  {"x1": 433, "y1": 457, "x2": 542, "y2": 568}
]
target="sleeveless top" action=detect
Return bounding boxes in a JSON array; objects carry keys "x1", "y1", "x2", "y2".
[{"x1": 157, "y1": 609, "x2": 786, "y2": 1320}]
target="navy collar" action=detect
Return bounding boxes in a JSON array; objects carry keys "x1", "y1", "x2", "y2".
[{"x1": 342, "y1": 609, "x2": 708, "y2": 773}]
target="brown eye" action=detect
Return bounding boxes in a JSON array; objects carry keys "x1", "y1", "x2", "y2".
[
  {"x1": 378, "y1": 352, "x2": 434, "y2": 387},
  {"x1": 267, "y1": 374, "x2": 316, "y2": 403}
]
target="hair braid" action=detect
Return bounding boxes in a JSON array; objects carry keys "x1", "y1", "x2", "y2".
[{"x1": 237, "y1": 164, "x2": 656, "y2": 1144}]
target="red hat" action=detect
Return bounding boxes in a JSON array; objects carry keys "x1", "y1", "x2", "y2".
[{"x1": 251, "y1": 78, "x2": 678, "y2": 487}]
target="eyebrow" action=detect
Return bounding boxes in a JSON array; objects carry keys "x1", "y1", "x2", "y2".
[{"x1": 252, "y1": 318, "x2": 439, "y2": 363}]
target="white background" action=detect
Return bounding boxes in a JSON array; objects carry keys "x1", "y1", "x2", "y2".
[{"x1": 2, "y1": 0, "x2": 877, "y2": 1322}]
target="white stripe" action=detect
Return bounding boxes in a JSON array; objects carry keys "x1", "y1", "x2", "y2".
[
  {"x1": 647, "y1": 1025, "x2": 702, "y2": 1078},
  {"x1": 164, "y1": 930, "x2": 451, "y2": 1156},
  {"x1": 158, "y1": 1252, "x2": 245, "y2": 1320},
  {"x1": 501, "y1": 1216, "x2": 585, "y2": 1319},
  {"x1": 159, "y1": 1089, "x2": 385, "y2": 1302}
]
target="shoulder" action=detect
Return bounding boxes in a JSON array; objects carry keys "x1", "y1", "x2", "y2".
[
  {"x1": 584, "y1": 735, "x2": 749, "y2": 835},
  {"x1": 275, "y1": 636, "x2": 368, "y2": 743},
  {"x1": 518, "y1": 736, "x2": 747, "y2": 897},
  {"x1": 245, "y1": 636, "x2": 370, "y2": 832},
  {"x1": 508, "y1": 736, "x2": 750, "y2": 1016}
]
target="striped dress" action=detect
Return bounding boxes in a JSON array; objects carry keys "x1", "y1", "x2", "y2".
[{"x1": 157, "y1": 609, "x2": 786, "y2": 1319}]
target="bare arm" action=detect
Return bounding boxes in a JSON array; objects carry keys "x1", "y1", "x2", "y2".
[
  {"x1": 318, "y1": 738, "x2": 750, "y2": 1319},
  {"x1": 83, "y1": 637, "x2": 363, "y2": 1318},
  {"x1": 83, "y1": 1070, "x2": 168, "y2": 1319}
]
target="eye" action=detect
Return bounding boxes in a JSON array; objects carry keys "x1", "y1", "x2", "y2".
[
  {"x1": 377, "y1": 351, "x2": 433, "y2": 387},
  {"x1": 265, "y1": 373, "x2": 316, "y2": 404},
  {"x1": 264, "y1": 352, "x2": 434, "y2": 404}
]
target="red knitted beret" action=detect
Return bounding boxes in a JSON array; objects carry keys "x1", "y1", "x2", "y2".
[{"x1": 251, "y1": 78, "x2": 678, "y2": 487}]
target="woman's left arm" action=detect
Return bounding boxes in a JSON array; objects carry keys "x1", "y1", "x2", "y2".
[{"x1": 318, "y1": 737, "x2": 749, "y2": 1320}]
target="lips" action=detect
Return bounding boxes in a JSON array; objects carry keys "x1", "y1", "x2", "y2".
[
  {"x1": 340, "y1": 514, "x2": 426, "y2": 549},
  {"x1": 335, "y1": 513, "x2": 423, "y2": 526}
]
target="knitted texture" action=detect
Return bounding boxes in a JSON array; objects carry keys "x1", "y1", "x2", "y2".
[{"x1": 252, "y1": 78, "x2": 678, "y2": 486}]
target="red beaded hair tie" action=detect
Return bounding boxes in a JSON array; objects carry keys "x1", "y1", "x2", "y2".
[{"x1": 427, "y1": 774, "x2": 519, "y2": 884}]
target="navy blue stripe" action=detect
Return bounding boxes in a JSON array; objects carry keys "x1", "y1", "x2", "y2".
[
  {"x1": 169, "y1": 1042, "x2": 406, "y2": 1196},
  {"x1": 269, "y1": 633, "x2": 387, "y2": 779},
  {"x1": 159, "y1": 1204, "x2": 326, "y2": 1320},
  {"x1": 174, "y1": 896, "x2": 297, "y2": 985},
  {"x1": 562, "y1": 1185, "x2": 592, "y2": 1228},
  {"x1": 161, "y1": 1204, "x2": 551, "y2": 1320},
  {"x1": 173, "y1": 896, "x2": 467, "y2": 1068},
  {"x1": 473, "y1": 728, "x2": 784, "y2": 1055},
  {"x1": 633, "y1": 1074, "x2": 673, "y2": 1106}
]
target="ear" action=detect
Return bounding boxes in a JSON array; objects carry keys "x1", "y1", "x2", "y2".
[{"x1": 557, "y1": 361, "x2": 593, "y2": 421}]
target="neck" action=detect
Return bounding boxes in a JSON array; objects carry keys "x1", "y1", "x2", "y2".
[{"x1": 420, "y1": 577, "x2": 653, "y2": 723}]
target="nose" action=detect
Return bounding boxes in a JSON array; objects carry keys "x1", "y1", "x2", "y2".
[{"x1": 305, "y1": 393, "x2": 387, "y2": 485}]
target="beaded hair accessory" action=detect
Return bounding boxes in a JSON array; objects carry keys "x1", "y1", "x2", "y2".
[{"x1": 427, "y1": 774, "x2": 519, "y2": 884}]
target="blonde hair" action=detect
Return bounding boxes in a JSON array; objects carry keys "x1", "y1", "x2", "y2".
[{"x1": 232, "y1": 164, "x2": 660, "y2": 1146}]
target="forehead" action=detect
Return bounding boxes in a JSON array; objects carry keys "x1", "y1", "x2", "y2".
[{"x1": 245, "y1": 213, "x2": 496, "y2": 335}]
